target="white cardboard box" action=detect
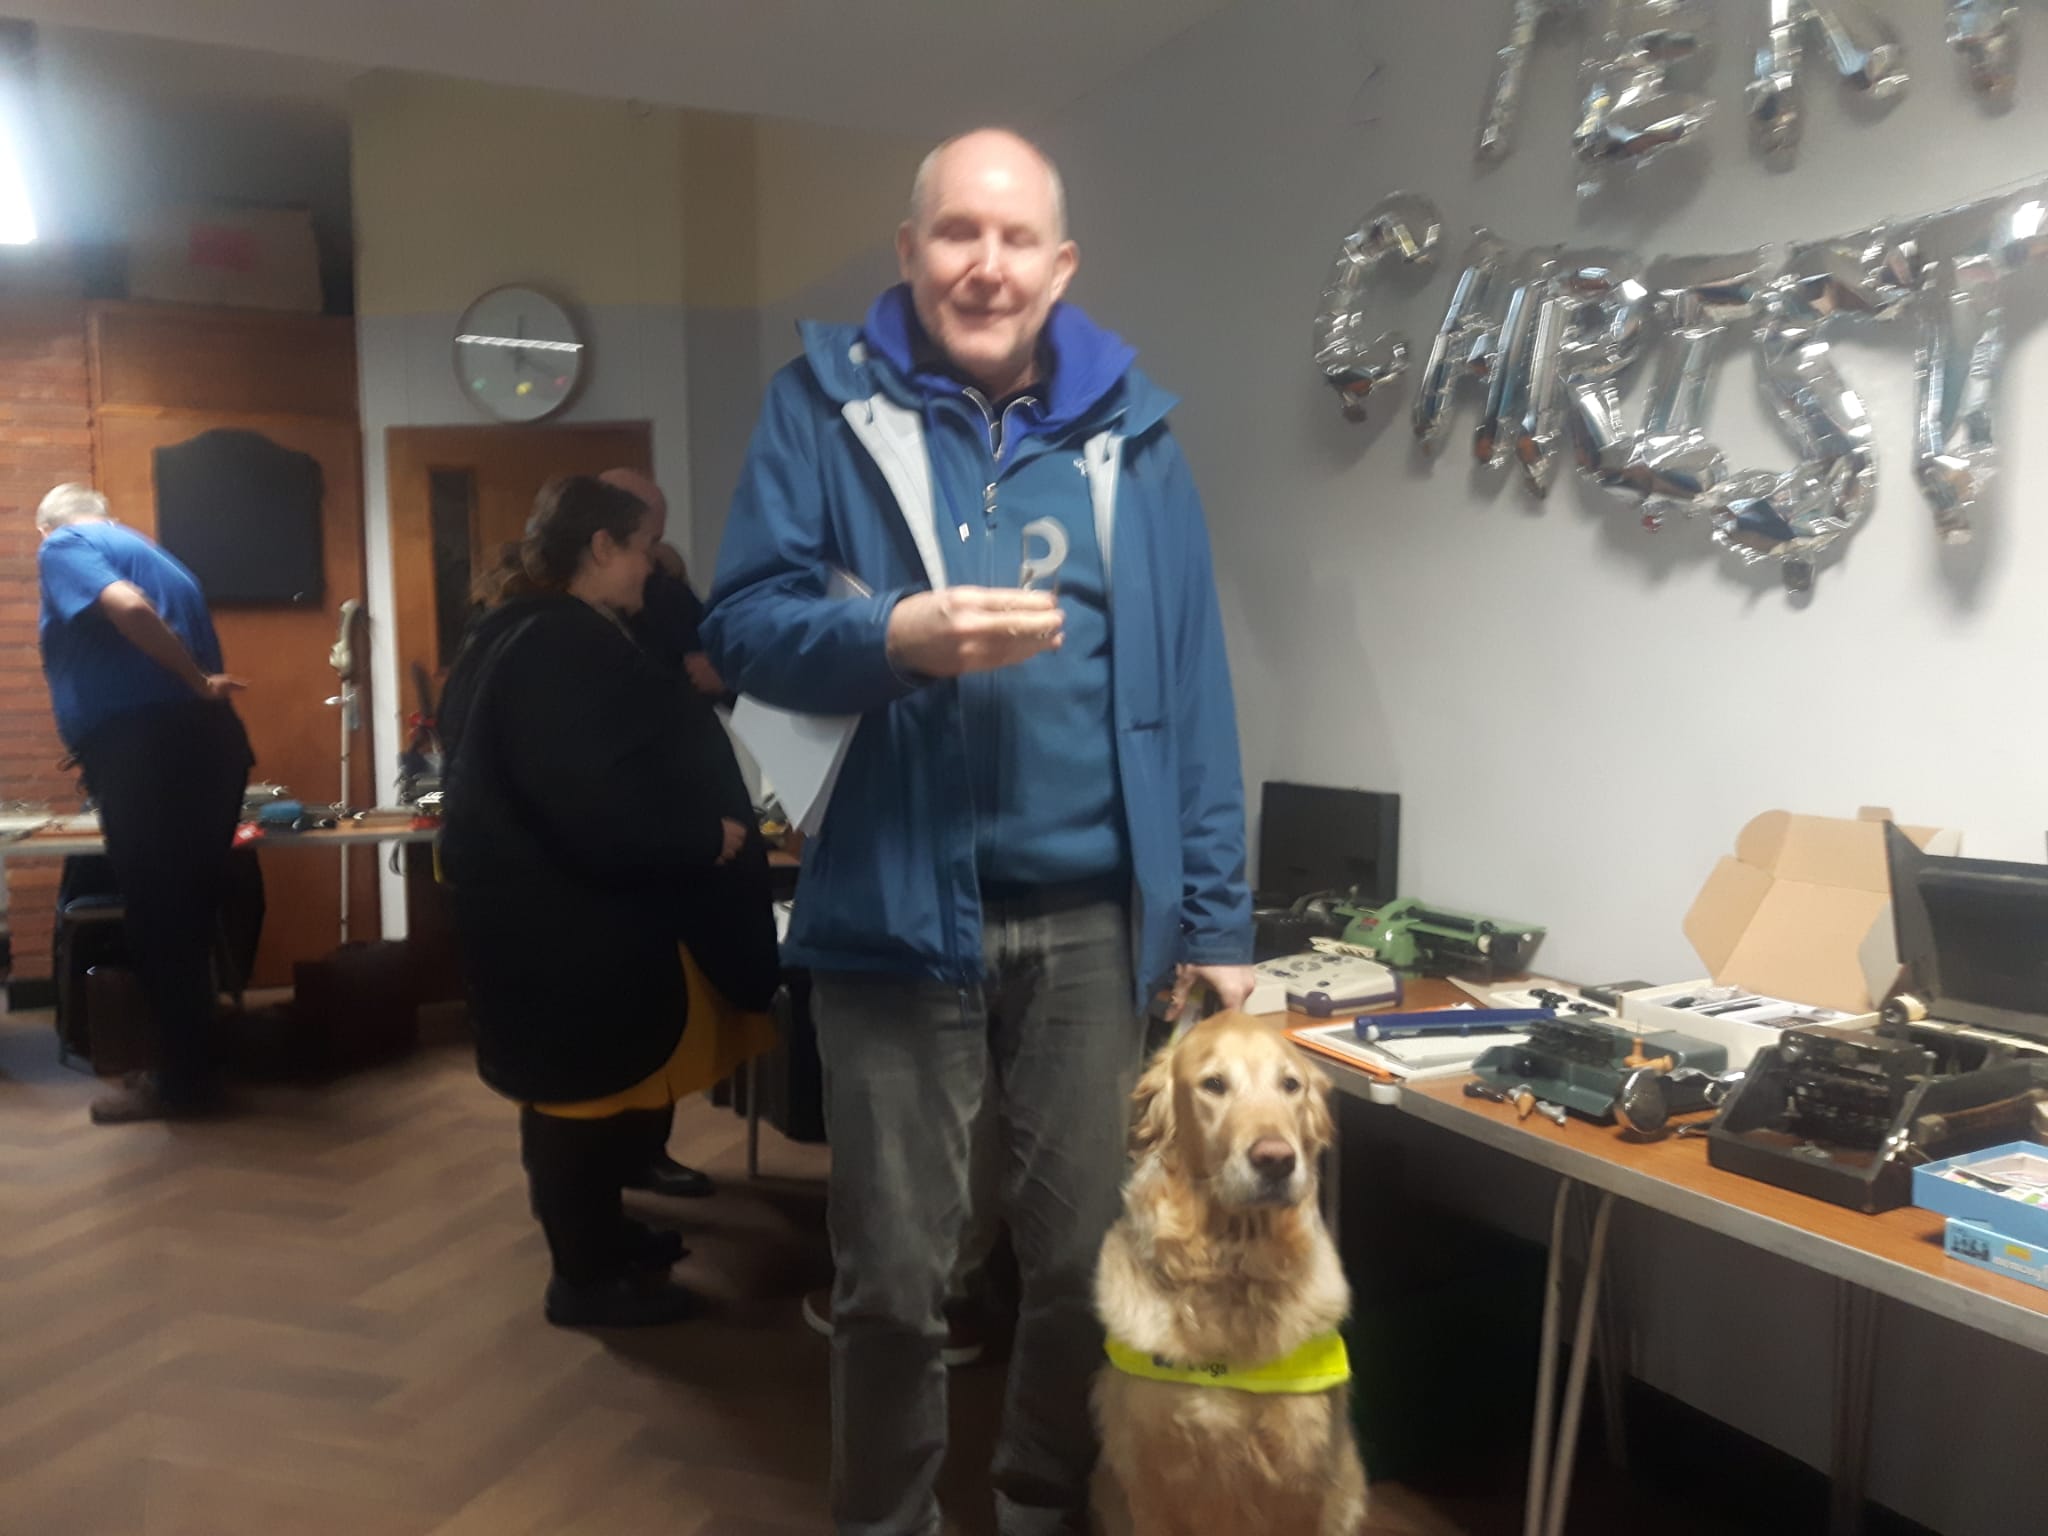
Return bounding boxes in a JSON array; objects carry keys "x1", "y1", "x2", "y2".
[{"x1": 1618, "y1": 808, "x2": 1960, "y2": 1071}]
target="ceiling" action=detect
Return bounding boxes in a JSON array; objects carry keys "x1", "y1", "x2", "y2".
[{"x1": 1, "y1": 0, "x2": 1238, "y2": 136}]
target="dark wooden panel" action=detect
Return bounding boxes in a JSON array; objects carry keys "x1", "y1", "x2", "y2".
[{"x1": 88, "y1": 302, "x2": 357, "y2": 421}]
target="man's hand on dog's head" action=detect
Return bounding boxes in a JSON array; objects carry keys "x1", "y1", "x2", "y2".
[{"x1": 1165, "y1": 963, "x2": 1259, "y2": 1022}]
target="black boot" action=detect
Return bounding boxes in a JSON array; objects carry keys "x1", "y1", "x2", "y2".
[
  {"x1": 624, "y1": 1151, "x2": 714, "y2": 1199},
  {"x1": 622, "y1": 1218, "x2": 688, "y2": 1270},
  {"x1": 544, "y1": 1274, "x2": 701, "y2": 1328}
]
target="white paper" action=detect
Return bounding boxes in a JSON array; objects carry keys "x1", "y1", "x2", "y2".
[
  {"x1": 727, "y1": 567, "x2": 869, "y2": 837},
  {"x1": 1295, "y1": 1019, "x2": 1530, "y2": 1082}
]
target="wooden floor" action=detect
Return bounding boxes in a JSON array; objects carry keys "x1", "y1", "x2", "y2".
[{"x1": 0, "y1": 1008, "x2": 1744, "y2": 1536}]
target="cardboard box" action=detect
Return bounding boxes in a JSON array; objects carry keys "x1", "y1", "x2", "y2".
[
  {"x1": 128, "y1": 204, "x2": 323, "y2": 312},
  {"x1": 1619, "y1": 808, "x2": 1960, "y2": 1070}
]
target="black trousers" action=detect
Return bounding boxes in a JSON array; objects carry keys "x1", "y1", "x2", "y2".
[
  {"x1": 74, "y1": 700, "x2": 252, "y2": 1106},
  {"x1": 519, "y1": 1105, "x2": 672, "y2": 1285}
]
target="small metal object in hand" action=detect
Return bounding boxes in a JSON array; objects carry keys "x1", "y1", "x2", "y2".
[{"x1": 1019, "y1": 517, "x2": 1070, "y2": 591}]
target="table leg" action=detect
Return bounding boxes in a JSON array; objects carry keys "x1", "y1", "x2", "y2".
[
  {"x1": 1828, "y1": 1279, "x2": 1881, "y2": 1536},
  {"x1": 1524, "y1": 1178, "x2": 1575, "y2": 1536},
  {"x1": 746, "y1": 1053, "x2": 763, "y2": 1180},
  {"x1": 1544, "y1": 1190, "x2": 1614, "y2": 1536},
  {"x1": 1594, "y1": 1222, "x2": 1631, "y2": 1473}
]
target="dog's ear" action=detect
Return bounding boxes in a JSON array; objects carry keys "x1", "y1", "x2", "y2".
[
  {"x1": 1300, "y1": 1057, "x2": 1335, "y2": 1156},
  {"x1": 1129, "y1": 1050, "x2": 1177, "y2": 1162}
]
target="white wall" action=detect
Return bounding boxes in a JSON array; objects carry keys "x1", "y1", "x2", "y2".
[
  {"x1": 1036, "y1": 2, "x2": 2048, "y2": 1530},
  {"x1": 1043, "y1": 0, "x2": 2048, "y2": 989}
]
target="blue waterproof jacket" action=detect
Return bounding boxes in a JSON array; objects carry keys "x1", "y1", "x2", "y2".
[{"x1": 702, "y1": 307, "x2": 1251, "y2": 1005}]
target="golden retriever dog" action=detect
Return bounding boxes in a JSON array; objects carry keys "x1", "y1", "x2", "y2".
[{"x1": 1091, "y1": 1013, "x2": 1366, "y2": 1536}]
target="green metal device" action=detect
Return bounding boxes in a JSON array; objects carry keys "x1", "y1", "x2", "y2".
[{"x1": 1335, "y1": 897, "x2": 1546, "y2": 980}]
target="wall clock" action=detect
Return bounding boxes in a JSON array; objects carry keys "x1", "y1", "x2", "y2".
[{"x1": 453, "y1": 285, "x2": 585, "y2": 423}]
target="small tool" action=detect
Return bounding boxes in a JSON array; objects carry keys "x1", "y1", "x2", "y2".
[
  {"x1": 1464, "y1": 1079, "x2": 1522, "y2": 1107},
  {"x1": 1465, "y1": 1079, "x2": 1567, "y2": 1125}
]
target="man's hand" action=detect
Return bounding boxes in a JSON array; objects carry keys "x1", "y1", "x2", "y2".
[
  {"x1": 651, "y1": 543, "x2": 687, "y2": 580},
  {"x1": 200, "y1": 674, "x2": 247, "y2": 702},
  {"x1": 887, "y1": 588, "x2": 1063, "y2": 678},
  {"x1": 684, "y1": 652, "x2": 725, "y2": 698},
  {"x1": 715, "y1": 817, "x2": 748, "y2": 865},
  {"x1": 1165, "y1": 963, "x2": 1260, "y2": 1023}
]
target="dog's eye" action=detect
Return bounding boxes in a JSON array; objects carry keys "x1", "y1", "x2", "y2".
[
  {"x1": 1281, "y1": 1076, "x2": 1303, "y2": 1095},
  {"x1": 1200, "y1": 1074, "x2": 1228, "y2": 1096}
]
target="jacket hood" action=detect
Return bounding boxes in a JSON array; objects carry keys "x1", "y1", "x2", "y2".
[{"x1": 798, "y1": 288, "x2": 1177, "y2": 439}]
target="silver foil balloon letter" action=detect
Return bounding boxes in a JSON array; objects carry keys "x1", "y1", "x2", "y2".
[
  {"x1": 1947, "y1": 1, "x2": 2020, "y2": 99},
  {"x1": 1693, "y1": 242, "x2": 1886, "y2": 590},
  {"x1": 1748, "y1": 1, "x2": 1909, "y2": 158},
  {"x1": 1552, "y1": 252, "x2": 1655, "y2": 493},
  {"x1": 1478, "y1": 0, "x2": 1578, "y2": 163},
  {"x1": 1314, "y1": 192, "x2": 1444, "y2": 421},
  {"x1": 1574, "y1": 0, "x2": 1715, "y2": 185},
  {"x1": 1414, "y1": 231, "x2": 1513, "y2": 453},
  {"x1": 1748, "y1": 0, "x2": 1805, "y2": 154},
  {"x1": 1806, "y1": 0, "x2": 1910, "y2": 95},
  {"x1": 1903, "y1": 198, "x2": 2009, "y2": 542},
  {"x1": 1589, "y1": 249, "x2": 1773, "y2": 520},
  {"x1": 1478, "y1": 248, "x2": 1562, "y2": 471}
]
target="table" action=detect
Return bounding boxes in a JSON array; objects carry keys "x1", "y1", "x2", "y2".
[
  {"x1": 0, "y1": 820, "x2": 440, "y2": 863},
  {"x1": 1304, "y1": 985, "x2": 2048, "y2": 1536}
]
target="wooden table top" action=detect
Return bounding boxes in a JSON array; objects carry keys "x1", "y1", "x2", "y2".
[
  {"x1": 1, "y1": 820, "x2": 441, "y2": 858},
  {"x1": 1302, "y1": 976, "x2": 2048, "y2": 1355}
]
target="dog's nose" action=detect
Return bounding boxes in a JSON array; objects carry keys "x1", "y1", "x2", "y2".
[{"x1": 1249, "y1": 1138, "x2": 1297, "y2": 1181}]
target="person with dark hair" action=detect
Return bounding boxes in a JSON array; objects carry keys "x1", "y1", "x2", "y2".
[
  {"x1": 592, "y1": 465, "x2": 776, "y2": 1202},
  {"x1": 35, "y1": 483, "x2": 254, "y2": 1126},
  {"x1": 438, "y1": 475, "x2": 780, "y2": 1328}
]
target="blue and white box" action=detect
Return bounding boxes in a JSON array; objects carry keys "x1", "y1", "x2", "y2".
[{"x1": 1912, "y1": 1142, "x2": 2048, "y2": 1252}]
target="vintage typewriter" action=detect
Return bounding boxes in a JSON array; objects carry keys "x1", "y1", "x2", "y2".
[
  {"x1": 1472, "y1": 1014, "x2": 1727, "y2": 1122},
  {"x1": 1707, "y1": 824, "x2": 2048, "y2": 1212}
]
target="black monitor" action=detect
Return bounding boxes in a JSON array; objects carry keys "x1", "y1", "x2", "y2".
[
  {"x1": 1256, "y1": 783, "x2": 1400, "y2": 907},
  {"x1": 1885, "y1": 821, "x2": 2048, "y2": 1037}
]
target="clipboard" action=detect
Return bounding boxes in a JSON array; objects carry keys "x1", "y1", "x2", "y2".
[{"x1": 728, "y1": 567, "x2": 870, "y2": 836}]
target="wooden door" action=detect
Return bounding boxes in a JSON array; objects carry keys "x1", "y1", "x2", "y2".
[
  {"x1": 89, "y1": 304, "x2": 375, "y2": 990},
  {"x1": 384, "y1": 424, "x2": 653, "y2": 704}
]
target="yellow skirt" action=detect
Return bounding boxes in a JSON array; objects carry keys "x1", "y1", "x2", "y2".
[{"x1": 529, "y1": 945, "x2": 777, "y2": 1120}]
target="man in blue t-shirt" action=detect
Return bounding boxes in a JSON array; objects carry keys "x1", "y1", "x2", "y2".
[{"x1": 36, "y1": 484, "x2": 253, "y2": 1124}]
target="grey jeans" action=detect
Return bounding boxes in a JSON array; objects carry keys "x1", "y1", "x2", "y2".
[{"x1": 815, "y1": 885, "x2": 1145, "y2": 1536}]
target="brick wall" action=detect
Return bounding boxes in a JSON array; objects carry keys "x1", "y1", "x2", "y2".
[{"x1": 0, "y1": 277, "x2": 93, "y2": 982}]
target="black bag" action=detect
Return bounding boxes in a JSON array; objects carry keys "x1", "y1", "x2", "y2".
[{"x1": 287, "y1": 939, "x2": 420, "y2": 1077}]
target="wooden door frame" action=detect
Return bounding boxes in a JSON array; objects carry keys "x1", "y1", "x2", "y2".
[{"x1": 384, "y1": 421, "x2": 653, "y2": 699}]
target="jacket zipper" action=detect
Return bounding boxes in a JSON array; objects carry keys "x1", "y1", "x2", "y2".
[{"x1": 956, "y1": 387, "x2": 1037, "y2": 964}]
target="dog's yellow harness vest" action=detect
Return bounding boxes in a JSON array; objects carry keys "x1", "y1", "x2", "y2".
[{"x1": 1103, "y1": 1331, "x2": 1351, "y2": 1395}]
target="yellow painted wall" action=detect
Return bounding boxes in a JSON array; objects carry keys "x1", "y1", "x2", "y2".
[
  {"x1": 350, "y1": 71, "x2": 687, "y2": 315},
  {"x1": 749, "y1": 114, "x2": 925, "y2": 307},
  {"x1": 351, "y1": 71, "x2": 929, "y2": 314}
]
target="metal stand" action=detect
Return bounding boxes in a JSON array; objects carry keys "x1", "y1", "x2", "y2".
[
  {"x1": 326, "y1": 600, "x2": 364, "y2": 946},
  {"x1": 1524, "y1": 1178, "x2": 1616, "y2": 1536}
]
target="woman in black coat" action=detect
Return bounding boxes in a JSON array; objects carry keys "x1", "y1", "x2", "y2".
[{"x1": 438, "y1": 475, "x2": 779, "y2": 1328}]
